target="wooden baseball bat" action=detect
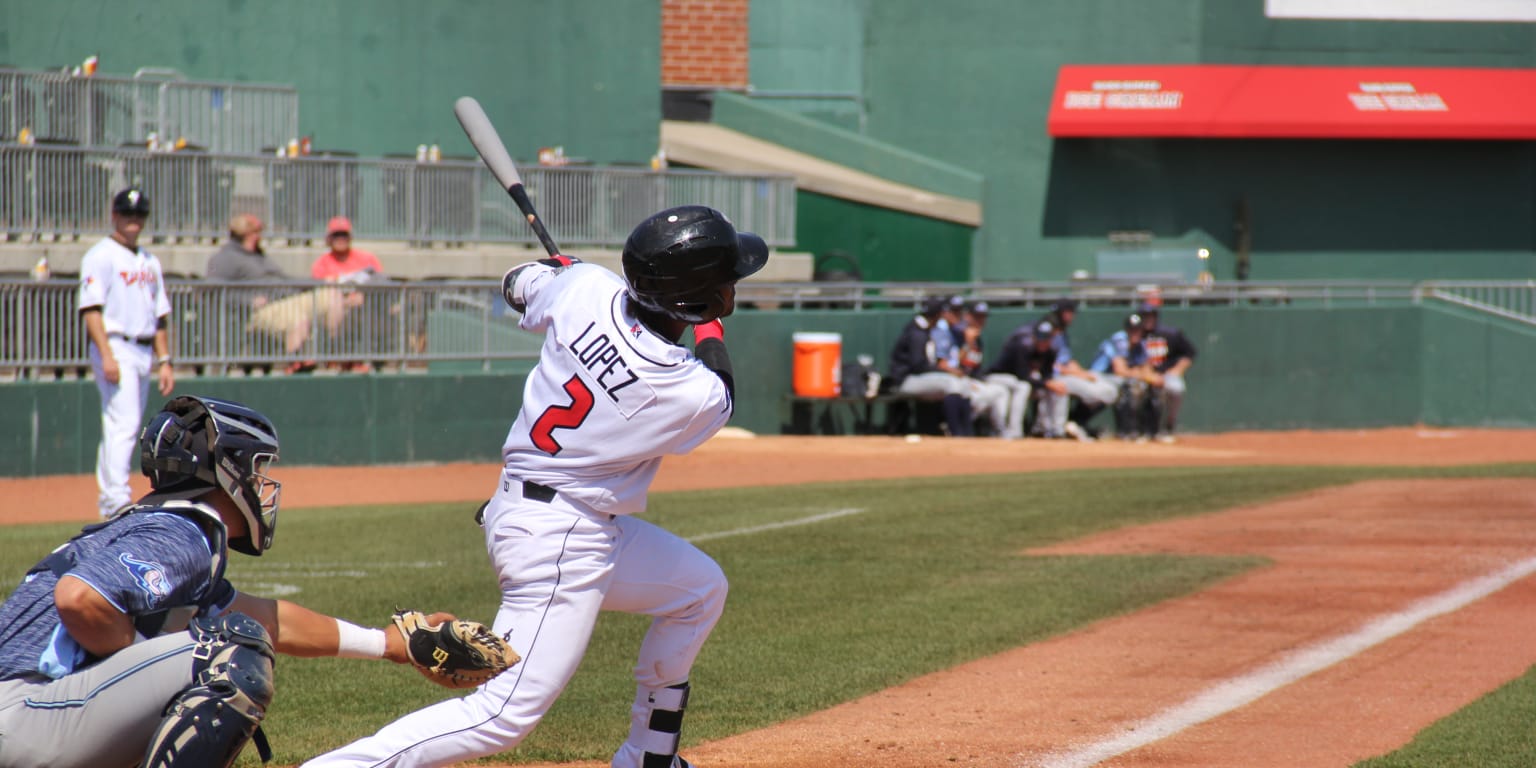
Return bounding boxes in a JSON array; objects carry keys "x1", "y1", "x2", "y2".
[{"x1": 453, "y1": 96, "x2": 562, "y2": 257}]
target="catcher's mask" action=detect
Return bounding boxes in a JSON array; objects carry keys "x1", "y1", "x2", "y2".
[
  {"x1": 140, "y1": 395, "x2": 281, "y2": 555},
  {"x1": 621, "y1": 205, "x2": 769, "y2": 324}
]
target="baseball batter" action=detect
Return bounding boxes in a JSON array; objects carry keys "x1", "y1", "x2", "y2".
[
  {"x1": 78, "y1": 187, "x2": 176, "y2": 518},
  {"x1": 304, "y1": 205, "x2": 767, "y2": 768}
]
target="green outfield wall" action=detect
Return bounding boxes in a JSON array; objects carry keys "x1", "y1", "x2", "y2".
[
  {"x1": 794, "y1": 194, "x2": 975, "y2": 283},
  {"x1": 4, "y1": 304, "x2": 1532, "y2": 477},
  {"x1": 751, "y1": 0, "x2": 1536, "y2": 282}
]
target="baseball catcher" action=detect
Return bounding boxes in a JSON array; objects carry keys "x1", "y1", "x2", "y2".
[{"x1": 391, "y1": 610, "x2": 520, "y2": 689}]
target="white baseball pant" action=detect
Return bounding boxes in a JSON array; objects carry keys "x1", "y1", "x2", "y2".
[
  {"x1": 91, "y1": 338, "x2": 154, "y2": 518},
  {"x1": 302, "y1": 477, "x2": 727, "y2": 767}
]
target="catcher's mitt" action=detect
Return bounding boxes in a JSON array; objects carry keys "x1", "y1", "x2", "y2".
[{"x1": 391, "y1": 609, "x2": 520, "y2": 689}]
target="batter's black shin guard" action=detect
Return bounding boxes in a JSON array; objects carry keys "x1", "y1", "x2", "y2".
[{"x1": 626, "y1": 682, "x2": 691, "y2": 768}]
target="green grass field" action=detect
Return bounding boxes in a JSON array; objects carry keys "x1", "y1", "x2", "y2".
[{"x1": 2, "y1": 463, "x2": 1533, "y2": 766}]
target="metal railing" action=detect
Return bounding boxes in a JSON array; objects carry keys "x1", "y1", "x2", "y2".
[
  {"x1": 1420, "y1": 280, "x2": 1536, "y2": 326},
  {"x1": 1, "y1": 278, "x2": 539, "y2": 375},
  {"x1": 0, "y1": 144, "x2": 797, "y2": 247},
  {"x1": 736, "y1": 278, "x2": 1428, "y2": 311},
  {"x1": 5, "y1": 278, "x2": 1527, "y2": 379},
  {"x1": 1, "y1": 67, "x2": 298, "y2": 154}
]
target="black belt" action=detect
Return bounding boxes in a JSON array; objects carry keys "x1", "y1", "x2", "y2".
[
  {"x1": 474, "y1": 480, "x2": 558, "y2": 525},
  {"x1": 109, "y1": 332, "x2": 155, "y2": 345},
  {"x1": 522, "y1": 480, "x2": 557, "y2": 503}
]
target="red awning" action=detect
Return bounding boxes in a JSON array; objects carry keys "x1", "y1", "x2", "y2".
[{"x1": 1046, "y1": 64, "x2": 1536, "y2": 139}]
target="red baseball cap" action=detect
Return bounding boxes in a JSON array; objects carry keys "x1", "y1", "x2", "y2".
[{"x1": 326, "y1": 216, "x2": 352, "y2": 236}]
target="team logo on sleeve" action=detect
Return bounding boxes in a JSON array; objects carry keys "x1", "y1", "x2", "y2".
[{"x1": 120, "y1": 553, "x2": 171, "y2": 599}]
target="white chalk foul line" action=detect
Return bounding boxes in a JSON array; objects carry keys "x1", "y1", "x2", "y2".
[
  {"x1": 1029, "y1": 554, "x2": 1536, "y2": 768},
  {"x1": 687, "y1": 508, "x2": 866, "y2": 543}
]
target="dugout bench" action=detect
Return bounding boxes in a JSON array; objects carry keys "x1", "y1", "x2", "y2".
[{"x1": 780, "y1": 392, "x2": 946, "y2": 436}]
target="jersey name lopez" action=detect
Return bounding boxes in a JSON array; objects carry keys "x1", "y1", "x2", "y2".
[{"x1": 569, "y1": 320, "x2": 644, "y2": 409}]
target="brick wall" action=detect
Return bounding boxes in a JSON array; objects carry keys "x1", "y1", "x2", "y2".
[{"x1": 662, "y1": 0, "x2": 750, "y2": 89}]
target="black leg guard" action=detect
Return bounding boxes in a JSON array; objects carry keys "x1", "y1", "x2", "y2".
[
  {"x1": 1162, "y1": 389, "x2": 1183, "y2": 434},
  {"x1": 940, "y1": 394, "x2": 973, "y2": 437},
  {"x1": 623, "y1": 682, "x2": 692, "y2": 768},
  {"x1": 1113, "y1": 382, "x2": 1140, "y2": 437},
  {"x1": 1143, "y1": 388, "x2": 1165, "y2": 438},
  {"x1": 142, "y1": 613, "x2": 276, "y2": 768}
]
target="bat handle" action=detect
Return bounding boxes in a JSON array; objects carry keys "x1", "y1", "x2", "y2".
[{"x1": 508, "y1": 185, "x2": 561, "y2": 258}]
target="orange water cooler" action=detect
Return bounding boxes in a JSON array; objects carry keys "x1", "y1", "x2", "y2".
[{"x1": 791, "y1": 332, "x2": 842, "y2": 397}]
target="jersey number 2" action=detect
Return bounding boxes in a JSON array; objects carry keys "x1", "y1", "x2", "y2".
[{"x1": 531, "y1": 375, "x2": 594, "y2": 455}]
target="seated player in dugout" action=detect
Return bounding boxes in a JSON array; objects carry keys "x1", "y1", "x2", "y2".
[
  {"x1": 1041, "y1": 299, "x2": 1117, "y2": 440},
  {"x1": 1138, "y1": 302, "x2": 1198, "y2": 443},
  {"x1": 1089, "y1": 312, "x2": 1162, "y2": 441},
  {"x1": 886, "y1": 297, "x2": 976, "y2": 436},
  {"x1": 0, "y1": 396, "x2": 455, "y2": 768}
]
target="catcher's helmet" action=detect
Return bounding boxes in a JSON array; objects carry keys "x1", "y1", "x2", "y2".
[
  {"x1": 621, "y1": 205, "x2": 769, "y2": 324},
  {"x1": 140, "y1": 396, "x2": 281, "y2": 555},
  {"x1": 112, "y1": 187, "x2": 151, "y2": 216}
]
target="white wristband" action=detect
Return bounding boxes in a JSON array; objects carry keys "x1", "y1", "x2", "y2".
[{"x1": 335, "y1": 620, "x2": 387, "y2": 659}]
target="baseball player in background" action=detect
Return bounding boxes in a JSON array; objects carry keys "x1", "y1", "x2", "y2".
[
  {"x1": 1138, "y1": 304, "x2": 1198, "y2": 443},
  {"x1": 1041, "y1": 299, "x2": 1116, "y2": 441},
  {"x1": 0, "y1": 396, "x2": 438, "y2": 768},
  {"x1": 1089, "y1": 312, "x2": 1161, "y2": 440},
  {"x1": 303, "y1": 205, "x2": 769, "y2": 768},
  {"x1": 78, "y1": 187, "x2": 175, "y2": 518}
]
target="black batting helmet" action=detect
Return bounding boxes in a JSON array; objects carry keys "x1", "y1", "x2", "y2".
[
  {"x1": 621, "y1": 205, "x2": 769, "y2": 324},
  {"x1": 112, "y1": 187, "x2": 151, "y2": 216},
  {"x1": 139, "y1": 396, "x2": 282, "y2": 556}
]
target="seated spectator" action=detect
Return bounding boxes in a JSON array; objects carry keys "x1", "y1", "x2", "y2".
[
  {"x1": 310, "y1": 216, "x2": 383, "y2": 373},
  {"x1": 1089, "y1": 312, "x2": 1161, "y2": 440},
  {"x1": 1041, "y1": 298, "x2": 1116, "y2": 440},
  {"x1": 311, "y1": 216, "x2": 383, "y2": 281},
  {"x1": 205, "y1": 214, "x2": 337, "y2": 375},
  {"x1": 984, "y1": 318, "x2": 1071, "y2": 439},
  {"x1": 206, "y1": 214, "x2": 284, "y2": 287},
  {"x1": 886, "y1": 297, "x2": 975, "y2": 436},
  {"x1": 1138, "y1": 303, "x2": 1198, "y2": 443}
]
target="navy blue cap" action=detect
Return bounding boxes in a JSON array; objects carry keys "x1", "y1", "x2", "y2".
[{"x1": 112, "y1": 187, "x2": 150, "y2": 215}]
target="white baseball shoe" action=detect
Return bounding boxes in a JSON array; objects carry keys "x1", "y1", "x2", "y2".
[
  {"x1": 612, "y1": 742, "x2": 693, "y2": 768},
  {"x1": 1064, "y1": 421, "x2": 1095, "y2": 443}
]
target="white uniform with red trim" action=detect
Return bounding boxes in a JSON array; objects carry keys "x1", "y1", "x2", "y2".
[
  {"x1": 305, "y1": 262, "x2": 732, "y2": 768},
  {"x1": 77, "y1": 236, "x2": 171, "y2": 518}
]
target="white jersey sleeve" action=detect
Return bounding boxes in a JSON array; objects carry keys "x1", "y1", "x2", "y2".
[
  {"x1": 77, "y1": 237, "x2": 114, "y2": 311},
  {"x1": 501, "y1": 263, "x2": 731, "y2": 515}
]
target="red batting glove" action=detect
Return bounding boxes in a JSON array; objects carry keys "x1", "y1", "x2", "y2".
[{"x1": 693, "y1": 319, "x2": 724, "y2": 343}]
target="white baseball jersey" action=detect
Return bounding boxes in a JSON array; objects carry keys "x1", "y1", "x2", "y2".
[
  {"x1": 502, "y1": 262, "x2": 732, "y2": 515},
  {"x1": 77, "y1": 236, "x2": 171, "y2": 337}
]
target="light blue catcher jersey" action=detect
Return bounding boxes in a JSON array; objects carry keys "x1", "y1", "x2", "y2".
[{"x1": 0, "y1": 509, "x2": 236, "y2": 680}]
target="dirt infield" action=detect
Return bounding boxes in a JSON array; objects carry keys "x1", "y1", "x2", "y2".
[{"x1": 6, "y1": 427, "x2": 1536, "y2": 767}]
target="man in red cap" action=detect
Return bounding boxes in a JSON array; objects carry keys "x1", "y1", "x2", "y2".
[{"x1": 311, "y1": 216, "x2": 384, "y2": 372}]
